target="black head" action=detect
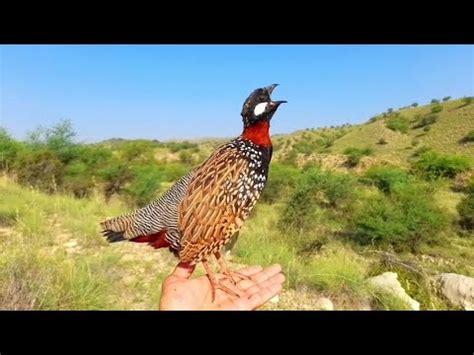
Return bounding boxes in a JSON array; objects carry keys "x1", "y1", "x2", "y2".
[{"x1": 241, "y1": 84, "x2": 287, "y2": 128}]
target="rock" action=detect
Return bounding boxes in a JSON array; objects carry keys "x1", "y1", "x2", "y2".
[
  {"x1": 269, "y1": 295, "x2": 280, "y2": 304},
  {"x1": 122, "y1": 276, "x2": 137, "y2": 286},
  {"x1": 63, "y1": 240, "x2": 78, "y2": 248},
  {"x1": 437, "y1": 273, "x2": 474, "y2": 310},
  {"x1": 315, "y1": 297, "x2": 333, "y2": 310},
  {"x1": 367, "y1": 272, "x2": 420, "y2": 310}
]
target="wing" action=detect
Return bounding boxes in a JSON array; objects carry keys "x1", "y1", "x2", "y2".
[{"x1": 178, "y1": 145, "x2": 257, "y2": 263}]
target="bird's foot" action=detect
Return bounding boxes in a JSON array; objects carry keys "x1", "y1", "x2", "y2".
[{"x1": 221, "y1": 270, "x2": 251, "y2": 285}]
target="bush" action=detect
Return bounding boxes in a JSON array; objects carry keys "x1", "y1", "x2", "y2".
[
  {"x1": 442, "y1": 96, "x2": 451, "y2": 102},
  {"x1": 423, "y1": 126, "x2": 431, "y2": 132},
  {"x1": 0, "y1": 128, "x2": 23, "y2": 171},
  {"x1": 63, "y1": 161, "x2": 95, "y2": 198},
  {"x1": 125, "y1": 165, "x2": 163, "y2": 207},
  {"x1": 412, "y1": 151, "x2": 471, "y2": 180},
  {"x1": 413, "y1": 114, "x2": 438, "y2": 129},
  {"x1": 98, "y1": 159, "x2": 132, "y2": 202},
  {"x1": 362, "y1": 166, "x2": 410, "y2": 194},
  {"x1": 377, "y1": 138, "x2": 388, "y2": 145},
  {"x1": 411, "y1": 103, "x2": 418, "y2": 107},
  {"x1": 260, "y1": 163, "x2": 300, "y2": 204},
  {"x1": 293, "y1": 140, "x2": 318, "y2": 155},
  {"x1": 279, "y1": 168, "x2": 354, "y2": 233},
  {"x1": 386, "y1": 116, "x2": 409, "y2": 133},
  {"x1": 457, "y1": 193, "x2": 474, "y2": 231},
  {"x1": 431, "y1": 105, "x2": 443, "y2": 113},
  {"x1": 165, "y1": 141, "x2": 199, "y2": 153},
  {"x1": 461, "y1": 96, "x2": 473, "y2": 106},
  {"x1": 178, "y1": 151, "x2": 195, "y2": 164},
  {"x1": 344, "y1": 147, "x2": 373, "y2": 167},
  {"x1": 431, "y1": 99, "x2": 439, "y2": 104},
  {"x1": 459, "y1": 130, "x2": 474, "y2": 143},
  {"x1": 412, "y1": 146, "x2": 432, "y2": 158},
  {"x1": 352, "y1": 183, "x2": 448, "y2": 251},
  {"x1": 26, "y1": 119, "x2": 78, "y2": 164},
  {"x1": 14, "y1": 149, "x2": 65, "y2": 192},
  {"x1": 387, "y1": 108, "x2": 393, "y2": 113}
]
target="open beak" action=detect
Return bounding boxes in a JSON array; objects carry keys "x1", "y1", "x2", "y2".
[{"x1": 266, "y1": 84, "x2": 287, "y2": 107}]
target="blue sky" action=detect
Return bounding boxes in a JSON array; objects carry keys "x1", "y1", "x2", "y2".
[{"x1": 1, "y1": 45, "x2": 473, "y2": 142}]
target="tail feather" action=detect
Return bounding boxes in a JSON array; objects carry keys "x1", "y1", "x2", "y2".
[
  {"x1": 100, "y1": 213, "x2": 136, "y2": 243},
  {"x1": 102, "y1": 230, "x2": 127, "y2": 243}
]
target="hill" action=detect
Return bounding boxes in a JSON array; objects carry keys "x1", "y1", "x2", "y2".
[{"x1": 1, "y1": 96, "x2": 473, "y2": 310}]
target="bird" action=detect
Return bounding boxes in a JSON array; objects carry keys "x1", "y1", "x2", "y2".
[{"x1": 100, "y1": 84, "x2": 286, "y2": 300}]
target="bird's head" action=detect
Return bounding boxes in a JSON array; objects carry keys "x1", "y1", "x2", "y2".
[{"x1": 241, "y1": 84, "x2": 287, "y2": 128}]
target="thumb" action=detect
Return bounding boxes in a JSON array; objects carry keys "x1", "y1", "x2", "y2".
[{"x1": 170, "y1": 262, "x2": 196, "y2": 280}]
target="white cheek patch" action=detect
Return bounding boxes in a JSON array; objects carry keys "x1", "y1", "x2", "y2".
[{"x1": 254, "y1": 102, "x2": 268, "y2": 116}]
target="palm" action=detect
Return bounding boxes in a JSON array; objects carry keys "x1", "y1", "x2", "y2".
[{"x1": 160, "y1": 263, "x2": 284, "y2": 310}]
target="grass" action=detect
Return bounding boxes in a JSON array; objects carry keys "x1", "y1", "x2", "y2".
[
  {"x1": 234, "y1": 204, "x2": 372, "y2": 306},
  {"x1": 325, "y1": 99, "x2": 474, "y2": 167},
  {"x1": 0, "y1": 175, "x2": 171, "y2": 310}
]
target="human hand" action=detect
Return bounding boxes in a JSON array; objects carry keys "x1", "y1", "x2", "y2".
[{"x1": 159, "y1": 263, "x2": 285, "y2": 310}]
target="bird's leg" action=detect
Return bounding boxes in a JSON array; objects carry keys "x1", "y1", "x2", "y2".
[
  {"x1": 202, "y1": 260, "x2": 242, "y2": 302},
  {"x1": 214, "y1": 251, "x2": 251, "y2": 285}
]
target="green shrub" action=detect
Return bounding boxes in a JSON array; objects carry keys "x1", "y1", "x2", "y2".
[
  {"x1": 165, "y1": 141, "x2": 199, "y2": 153},
  {"x1": 412, "y1": 151, "x2": 471, "y2": 180},
  {"x1": 458, "y1": 193, "x2": 474, "y2": 231},
  {"x1": 411, "y1": 103, "x2": 418, "y2": 107},
  {"x1": 431, "y1": 105, "x2": 443, "y2": 113},
  {"x1": 431, "y1": 99, "x2": 439, "y2": 104},
  {"x1": 260, "y1": 164, "x2": 300, "y2": 204},
  {"x1": 344, "y1": 147, "x2": 373, "y2": 167},
  {"x1": 460, "y1": 130, "x2": 474, "y2": 143},
  {"x1": 0, "y1": 128, "x2": 23, "y2": 171},
  {"x1": 412, "y1": 146, "x2": 432, "y2": 158},
  {"x1": 125, "y1": 165, "x2": 163, "y2": 207},
  {"x1": 386, "y1": 116, "x2": 409, "y2": 133},
  {"x1": 178, "y1": 151, "x2": 195, "y2": 164},
  {"x1": 293, "y1": 140, "x2": 318, "y2": 155},
  {"x1": 63, "y1": 161, "x2": 95, "y2": 198},
  {"x1": 26, "y1": 119, "x2": 78, "y2": 164},
  {"x1": 352, "y1": 183, "x2": 448, "y2": 251},
  {"x1": 377, "y1": 138, "x2": 388, "y2": 145},
  {"x1": 98, "y1": 159, "x2": 132, "y2": 201},
  {"x1": 423, "y1": 126, "x2": 431, "y2": 132},
  {"x1": 14, "y1": 149, "x2": 65, "y2": 192},
  {"x1": 279, "y1": 168, "x2": 354, "y2": 233},
  {"x1": 413, "y1": 114, "x2": 438, "y2": 129},
  {"x1": 442, "y1": 96, "x2": 451, "y2": 102},
  {"x1": 362, "y1": 166, "x2": 410, "y2": 194},
  {"x1": 461, "y1": 96, "x2": 473, "y2": 106},
  {"x1": 281, "y1": 149, "x2": 298, "y2": 166}
]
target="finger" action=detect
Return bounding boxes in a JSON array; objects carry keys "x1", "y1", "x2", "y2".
[
  {"x1": 246, "y1": 282, "x2": 283, "y2": 310},
  {"x1": 169, "y1": 262, "x2": 196, "y2": 280},
  {"x1": 244, "y1": 272, "x2": 285, "y2": 296},
  {"x1": 237, "y1": 264, "x2": 282, "y2": 290},
  {"x1": 234, "y1": 265, "x2": 263, "y2": 277},
  {"x1": 232, "y1": 282, "x2": 283, "y2": 310}
]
